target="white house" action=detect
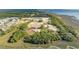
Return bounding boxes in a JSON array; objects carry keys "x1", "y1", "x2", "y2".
[
  {"x1": 28, "y1": 22, "x2": 42, "y2": 29},
  {"x1": 44, "y1": 24, "x2": 58, "y2": 32}
]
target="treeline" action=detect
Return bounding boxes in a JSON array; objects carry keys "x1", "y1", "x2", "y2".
[{"x1": 0, "y1": 13, "x2": 48, "y2": 17}]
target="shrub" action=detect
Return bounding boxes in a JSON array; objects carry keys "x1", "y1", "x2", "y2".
[
  {"x1": 51, "y1": 33, "x2": 61, "y2": 41},
  {"x1": 8, "y1": 23, "x2": 28, "y2": 43},
  {"x1": 8, "y1": 30, "x2": 26, "y2": 43},
  {"x1": 63, "y1": 25, "x2": 77, "y2": 37},
  {"x1": 0, "y1": 29, "x2": 5, "y2": 36},
  {"x1": 60, "y1": 33, "x2": 76, "y2": 42},
  {"x1": 24, "y1": 30, "x2": 60, "y2": 44}
]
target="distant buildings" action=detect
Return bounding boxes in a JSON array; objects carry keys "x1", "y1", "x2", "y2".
[
  {"x1": 0, "y1": 16, "x2": 58, "y2": 33},
  {"x1": 0, "y1": 17, "x2": 19, "y2": 31},
  {"x1": 21, "y1": 17, "x2": 49, "y2": 22},
  {"x1": 27, "y1": 17, "x2": 58, "y2": 33}
]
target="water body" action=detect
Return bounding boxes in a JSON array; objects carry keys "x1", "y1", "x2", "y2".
[{"x1": 47, "y1": 9, "x2": 79, "y2": 20}]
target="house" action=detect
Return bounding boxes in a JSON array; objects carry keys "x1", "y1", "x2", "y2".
[
  {"x1": 0, "y1": 17, "x2": 19, "y2": 31},
  {"x1": 28, "y1": 22, "x2": 42, "y2": 29},
  {"x1": 41, "y1": 17, "x2": 49, "y2": 23},
  {"x1": 28, "y1": 28, "x2": 41, "y2": 33},
  {"x1": 43, "y1": 24, "x2": 58, "y2": 32},
  {"x1": 32, "y1": 29, "x2": 41, "y2": 32}
]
